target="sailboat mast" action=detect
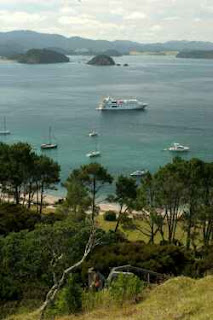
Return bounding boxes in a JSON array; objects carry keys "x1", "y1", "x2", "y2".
[
  {"x1": 49, "y1": 126, "x2": 52, "y2": 144},
  {"x1": 3, "y1": 117, "x2": 6, "y2": 132}
]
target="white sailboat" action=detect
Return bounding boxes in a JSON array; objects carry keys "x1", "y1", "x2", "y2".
[
  {"x1": 0, "y1": 117, "x2": 10, "y2": 135},
  {"x1": 86, "y1": 150, "x2": 101, "y2": 158},
  {"x1": 86, "y1": 139, "x2": 101, "y2": 158},
  {"x1": 89, "y1": 130, "x2": 99, "y2": 137},
  {"x1": 41, "y1": 126, "x2": 57, "y2": 150}
]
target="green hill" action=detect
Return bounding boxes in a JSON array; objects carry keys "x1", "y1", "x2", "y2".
[
  {"x1": 87, "y1": 54, "x2": 115, "y2": 66},
  {"x1": 15, "y1": 49, "x2": 70, "y2": 64},
  {"x1": 7, "y1": 276, "x2": 213, "y2": 320}
]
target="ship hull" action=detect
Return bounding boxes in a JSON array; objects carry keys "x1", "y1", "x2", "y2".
[{"x1": 97, "y1": 104, "x2": 147, "y2": 111}]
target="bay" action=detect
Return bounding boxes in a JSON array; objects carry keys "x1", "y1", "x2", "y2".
[{"x1": 0, "y1": 55, "x2": 213, "y2": 195}]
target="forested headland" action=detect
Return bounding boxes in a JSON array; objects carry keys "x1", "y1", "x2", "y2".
[{"x1": 1, "y1": 142, "x2": 213, "y2": 320}]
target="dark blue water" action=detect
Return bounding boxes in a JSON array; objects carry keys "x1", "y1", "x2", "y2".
[{"x1": 0, "y1": 55, "x2": 213, "y2": 195}]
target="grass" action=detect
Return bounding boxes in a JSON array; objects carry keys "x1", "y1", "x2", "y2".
[
  {"x1": 6, "y1": 276, "x2": 213, "y2": 320},
  {"x1": 96, "y1": 215, "x2": 187, "y2": 243}
]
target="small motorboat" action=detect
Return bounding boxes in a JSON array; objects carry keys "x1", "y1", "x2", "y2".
[
  {"x1": 167, "y1": 143, "x2": 190, "y2": 152},
  {"x1": 130, "y1": 169, "x2": 148, "y2": 177},
  {"x1": 89, "y1": 130, "x2": 99, "y2": 137},
  {"x1": 86, "y1": 150, "x2": 101, "y2": 158}
]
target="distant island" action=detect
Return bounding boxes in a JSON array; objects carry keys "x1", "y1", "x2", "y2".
[
  {"x1": 14, "y1": 49, "x2": 70, "y2": 64},
  {"x1": 177, "y1": 50, "x2": 213, "y2": 59},
  {"x1": 87, "y1": 54, "x2": 115, "y2": 66}
]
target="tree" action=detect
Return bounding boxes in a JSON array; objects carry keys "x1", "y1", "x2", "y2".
[
  {"x1": 0, "y1": 142, "x2": 35, "y2": 204},
  {"x1": 73, "y1": 163, "x2": 113, "y2": 222},
  {"x1": 38, "y1": 224, "x2": 101, "y2": 320},
  {"x1": 155, "y1": 158, "x2": 185, "y2": 244},
  {"x1": 135, "y1": 172, "x2": 165, "y2": 243},
  {"x1": 181, "y1": 158, "x2": 205, "y2": 249},
  {"x1": 109, "y1": 175, "x2": 137, "y2": 233},
  {"x1": 0, "y1": 142, "x2": 60, "y2": 212},
  {"x1": 63, "y1": 171, "x2": 91, "y2": 221},
  {"x1": 34, "y1": 155, "x2": 60, "y2": 214}
]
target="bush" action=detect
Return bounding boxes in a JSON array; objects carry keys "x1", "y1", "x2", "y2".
[
  {"x1": 0, "y1": 275, "x2": 20, "y2": 301},
  {"x1": 83, "y1": 242, "x2": 194, "y2": 280},
  {"x1": 54, "y1": 275, "x2": 82, "y2": 315},
  {"x1": 104, "y1": 210, "x2": 117, "y2": 222},
  {"x1": 0, "y1": 203, "x2": 40, "y2": 236},
  {"x1": 109, "y1": 273, "x2": 143, "y2": 304}
]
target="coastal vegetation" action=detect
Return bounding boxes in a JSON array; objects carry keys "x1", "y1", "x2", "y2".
[
  {"x1": 14, "y1": 49, "x2": 70, "y2": 64},
  {"x1": 177, "y1": 50, "x2": 213, "y2": 59},
  {"x1": 1, "y1": 142, "x2": 213, "y2": 319}
]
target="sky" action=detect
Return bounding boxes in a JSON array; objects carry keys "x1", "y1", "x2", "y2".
[{"x1": 0, "y1": 0, "x2": 213, "y2": 42}]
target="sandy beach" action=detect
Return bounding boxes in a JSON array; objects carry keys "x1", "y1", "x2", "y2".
[{"x1": 43, "y1": 193, "x2": 120, "y2": 213}]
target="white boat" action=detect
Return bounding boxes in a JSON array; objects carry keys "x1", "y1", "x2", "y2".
[
  {"x1": 0, "y1": 117, "x2": 10, "y2": 135},
  {"x1": 86, "y1": 150, "x2": 101, "y2": 158},
  {"x1": 130, "y1": 169, "x2": 148, "y2": 177},
  {"x1": 167, "y1": 143, "x2": 189, "y2": 152},
  {"x1": 97, "y1": 97, "x2": 148, "y2": 111},
  {"x1": 89, "y1": 130, "x2": 99, "y2": 137},
  {"x1": 41, "y1": 127, "x2": 57, "y2": 150}
]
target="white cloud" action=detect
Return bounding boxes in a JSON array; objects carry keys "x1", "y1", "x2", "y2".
[
  {"x1": 124, "y1": 12, "x2": 147, "y2": 20},
  {"x1": 0, "y1": 10, "x2": 46, "y2": 28},
  {"x1": 163, "y1": 16, "x2": 180, "y2": 21},
  {"x1": 150, "y1": 24, "x2": 162, "y2": 31},
  {"x1": 0, "y1": 0, "x2": 212, "y2": 42}
]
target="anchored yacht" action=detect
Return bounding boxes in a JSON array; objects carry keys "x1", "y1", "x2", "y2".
[
  {"x1": 97, "y1": 97, "x2": 148, "y2": 111},
  {"x1": 166, "y1": 143, "x2": 190, "y2": 152},
  {"x1": 86, "y1": 150, "x2": 101, "y2": 158},
  {"x1": 130, "y1": 169, "x2": 148, "y2": 177}
]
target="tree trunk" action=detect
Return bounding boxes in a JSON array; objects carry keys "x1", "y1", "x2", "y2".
[
  {"x1": 91, "y1": 177, "x2": 96, "y2": 222},
  {"x1": 14, "y1": 186, "x2": 19, "y2": 205},
  {"x1": 40, "y1": 182, "x2": 44, "y2": 215},
  {"x1": 114, "y1": 206, "x2": 123, "y2": 233},
  {"x1": 38, "y1": 229, "x2": 95, "y2": 320}
]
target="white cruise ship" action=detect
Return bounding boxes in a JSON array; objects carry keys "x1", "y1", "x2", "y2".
[{"x1": 97, "y1": 97, "x2": 148, "y2": 111}]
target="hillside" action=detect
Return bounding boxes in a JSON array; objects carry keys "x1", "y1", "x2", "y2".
[
  {"x1": 6, "y1": 276, "x2": 213, "y2": 320},
  {"x1": 1, "y1": 30, "x2": 213, "y2": 57},
  {"x1": 177, "y1": 50, "x2": 213, "y2": 59},
  {"x1": 15, "y1": 49, "x2": 69, "y2": 64}
]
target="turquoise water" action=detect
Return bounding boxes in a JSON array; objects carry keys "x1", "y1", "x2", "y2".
[{"x1": 0, "y1": 55, "x2": 213, "y2": 195}]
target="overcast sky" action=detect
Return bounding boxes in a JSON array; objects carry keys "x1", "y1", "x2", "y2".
[{"x1": 0, "y1": 0, "x2": 213, "y2": 42}]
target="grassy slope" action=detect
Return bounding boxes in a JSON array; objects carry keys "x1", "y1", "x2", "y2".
[
  {"x1": 97, "y1": 215, "x2": 186, "y2": 243},
  {"x1": 7, "y1": 276, "x2": 213, "y2": 320}
]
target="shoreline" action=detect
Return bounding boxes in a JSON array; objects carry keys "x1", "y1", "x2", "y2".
[{"x1": 43, "y1": 193, "x2": 120, "y2": 213}]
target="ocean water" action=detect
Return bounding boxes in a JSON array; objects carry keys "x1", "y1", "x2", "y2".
[{"x1": 0, "y1": 55, "x2": 213, "y2": 195}]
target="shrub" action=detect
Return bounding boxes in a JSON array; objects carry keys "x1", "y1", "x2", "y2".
[
  {"x1": 104, "y1": 210, "x2": 117, "y2": 222},
  {"x1": 54, "y1": 275, "x2": 82, "y2": 315},
  {"x1": 0, "y1": 203, "x2": 40, "y2": 236},
  {"x1": 109, "y1": 273, "x2": 143, "y2": 304},
  {"x1": 83, "y1": 242, "x2": 194, "y2": 280},
  {"x1": 0, "y1": 275, "x2": 20, "y2": 301}
]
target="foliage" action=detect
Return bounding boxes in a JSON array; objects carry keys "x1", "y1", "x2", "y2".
[
  {"x1": 0, "y1": 142, "x2": 60, "y2": 213},
  {"x1": 83, "y1": 242, "x2": 194, "y2": 280},
  {"x1": 104, "y1": 210, "x2": 117, "y2": 222},
  {"x1": 17, "y1": 49, "x2": 70, "y2": 64},
  {"x1": 71, "y1": 163, "x2": 113, "y2": 221},
  {"x1": 109, "y1": 273, "x2": 143, "y2": 304},
  {"x1": 109, "y1": 175, "x2": 137, "y2": 232},
  {"x1": 0, "y1": 203, "x2": 40, "y2": 236},
  {"x1": 53, "y1": 275, "x2": 82, "y2": 315}
]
